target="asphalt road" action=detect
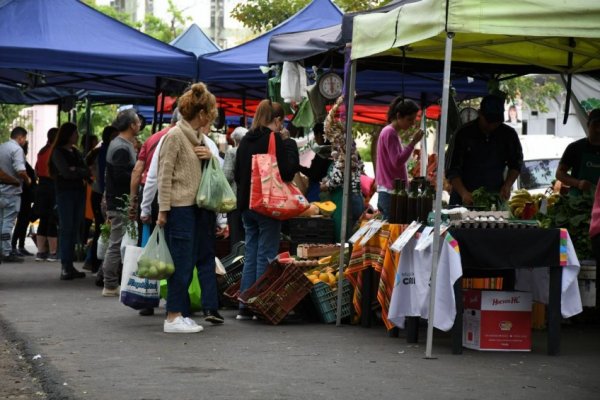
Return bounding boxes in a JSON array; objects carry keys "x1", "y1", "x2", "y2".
[{"x1": 1, "y1": 245, "x2": 599, "y2": 400}]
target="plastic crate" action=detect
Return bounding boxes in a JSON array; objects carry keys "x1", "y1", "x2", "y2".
[
  {"x1": 238, "y1": 261, "x2": 285, "y2": 305},
  {"x1": 223, "y1": 280, "x2": 241, "y2": 301},
  {"x1": 310, "y1": 280, "x2": 353, "y2": 324},
  {"x1": 247, "y1": 264, "x2": 313, "y2": 325},
  {"x1": 217, "y1": 255, "x2": 244, "y2": 294}
]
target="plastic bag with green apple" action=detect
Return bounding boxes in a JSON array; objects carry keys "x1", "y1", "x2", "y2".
[{"x1": 136, "y1": 226, "x2": 175, "y2": 280}]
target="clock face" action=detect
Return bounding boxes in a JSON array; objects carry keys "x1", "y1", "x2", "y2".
[
  {"x1": 318, "y1": 72, "x2": 343, "y2": 100},
  {"x1": 460, "y1": 107, "x2": 478, "y2": 124}
]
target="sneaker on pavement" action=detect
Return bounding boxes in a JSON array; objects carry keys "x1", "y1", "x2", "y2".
[
  {"x1": 204, "y1": 310, "x2": 225, "y2": 324},
  {"x1": 35, "y1": 252, "x2": 48, "y2": 262},
  {"x1": 236, "y1": 308, "x2": 253, "y2": 321},
  {"x1": 139, "y1": 308, "x2": 154, "y2": 316},
  {"x1": 2, "y1": 254, "x2": 24, "y2": 263},
  {"x1": 184, "y1": 317, "x2": 202, "y2": 328},
  {"x1": 82, "y1": 263, "x2": 94, "y2": 271},
  {"x1": 164, "y1": 316, "x2": 203, "y2": 333},
  {"x1": 102, "y1": 286, "x2": 120, "y2": 297},
  {"x1": 17, "y1": 248, "x2": 34, "y2": 256},
  {"x1": 46, "y1": 253, "x2": 59, "y2": 262}
]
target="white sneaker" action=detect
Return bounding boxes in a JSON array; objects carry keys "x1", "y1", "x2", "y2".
[
  {"x1": 164, "y1": 316, "x2": 203, "y2": 333},
  {"x1": 183, "y1": 317, "x2": 202, "y2": 329}
]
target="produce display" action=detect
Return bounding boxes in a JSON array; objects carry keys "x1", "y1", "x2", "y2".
[
  {"x1": 508, "y1": 189, "x2": 559, "y2": 219},
  {"x1": 472, "y1": 187, "x2": 505, "y2": 211}
]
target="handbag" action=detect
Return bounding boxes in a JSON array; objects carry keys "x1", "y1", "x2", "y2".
[{"x1": 249, "y1": 132, "x2": 309, "y2": 220}]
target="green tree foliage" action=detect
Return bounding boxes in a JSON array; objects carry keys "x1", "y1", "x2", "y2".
[
  {"x1": 0, "y1": 105, "x2": 27, "y2": 143},
  {"x1": 231, "y1": 0, "x2": 392, "y2": 33},
  {"x1": 499, "y1": 75, "x2": 563, "y2": 113}
]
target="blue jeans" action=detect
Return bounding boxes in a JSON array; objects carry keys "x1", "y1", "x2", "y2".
[
  {"x1": 165, "y1": 206, "x2": 217, "y2": 316},
  {"x1": 239, "y1": 210, "x2": 281, "y2": 309},
  {"x1": 377, "y1": 191, "x2": 392, "y2": 221},
  {"x1": 0, "y1": 194, "x2": 21, "y2": 256},
  {"x1": 55, "y1": 189, "x2": 84, "y2": 265}
]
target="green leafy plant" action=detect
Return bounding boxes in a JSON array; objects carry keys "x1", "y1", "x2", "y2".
[
  {"x1": 471, "y1": 187, "x2": 506, "y2": 211},
  {"x1": 540, "y1": 193, "x2": 593, "y2": 260},
  {"x1": 100, "y1": 222, "x2": 111, "y2": 241},
  {"x1": 117, "y1": 194, "x2": 138, "y2": 241}
]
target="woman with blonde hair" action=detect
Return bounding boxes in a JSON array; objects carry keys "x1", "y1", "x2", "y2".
[
  {"x1": 234, "y1": 100, "x2": 299, "y2": 320},
  {"x1": 157, "y1": 83, "x2": 222, "y2": 333}
]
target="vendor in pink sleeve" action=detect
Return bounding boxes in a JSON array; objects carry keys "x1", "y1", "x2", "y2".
[
  {"x1": 591, "y1": 173, "x2": 600, "y2": 311},
  {"x1": 590, "y1": 179, "x2": 600, "y2": 239},
  {"x1": 375, "y1": 97, "x2": 424, "y2": 220}
]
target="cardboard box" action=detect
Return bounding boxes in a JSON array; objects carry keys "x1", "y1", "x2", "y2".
[{"x1": 463, "y1": 290, "x2": 532, "y2": 351}]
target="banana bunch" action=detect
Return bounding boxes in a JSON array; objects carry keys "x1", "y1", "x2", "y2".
[{"x1": 509, "y1": 189, "x2": 534, "y2": 218}]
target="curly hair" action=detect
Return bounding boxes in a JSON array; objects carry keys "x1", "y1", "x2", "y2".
[{"x1": 178, "y1": 82, "x2": 218, "y2": 124}]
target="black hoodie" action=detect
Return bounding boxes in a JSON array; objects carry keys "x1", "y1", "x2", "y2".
[{"x1": 234, "y1": 126, "x2": 298, "y2": 212}]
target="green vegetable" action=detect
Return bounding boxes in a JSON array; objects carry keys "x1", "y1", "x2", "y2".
[
  {"x1": 539, "y1": 192, "x2": 593, "y2": 260},
  {"x1": 471, "y1": 187, "x2": 506, "y2": 211}
]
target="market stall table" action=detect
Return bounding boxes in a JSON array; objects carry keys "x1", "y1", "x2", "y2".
[{"x1": 388, "y1": 227, "x2": 582, "y2": 355}]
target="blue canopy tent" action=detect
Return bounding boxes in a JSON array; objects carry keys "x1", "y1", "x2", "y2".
[
  {"x1": 171, "y1": 23, "x2": 220, "y2": 57},
  {"x1": 198, "y1": 0, "x2": 342, "y2": 99},
  {"x1": 0, "y1": 0, "x2": 197, "y2": 96}
]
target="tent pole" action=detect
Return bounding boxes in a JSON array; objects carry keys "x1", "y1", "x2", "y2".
[
  {"x1": 420, "y1": 92, "x2": 428, "y2": 178},
  {"x1": 85, "y1": 96, "x2": 92, "y2": 152},
  {"x1": 425, "y1": 32, "x2": 454, "y2": 359},
  {"x1": 336, "y1": 57, "x2": 357, "y2": 327},
  {"x1": 159, "y1": 91, "x2": 166, "y2": 130},
  {"x1": 152, "y1": 78, "x2": 160, "y2": 134}
]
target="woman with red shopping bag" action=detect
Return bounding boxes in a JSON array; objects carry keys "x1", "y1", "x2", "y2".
[{"x1": 234, "y1": 100, "x2": 300, "y2": 320}]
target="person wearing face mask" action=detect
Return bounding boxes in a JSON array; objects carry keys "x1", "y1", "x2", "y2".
[
  {"x1": 376, "y1": 97, "x2": 425, "y2": 220},
  {"x1": 446, "y1": 94, "x2": 523, "y2": 206},
  {"x1": 233, "y1": 99, "x2": 298, "y2": 320}
]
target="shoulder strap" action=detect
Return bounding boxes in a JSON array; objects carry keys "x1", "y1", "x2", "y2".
[{"x1": 268, "y1": 132, "x2": 276, "y2": 156}]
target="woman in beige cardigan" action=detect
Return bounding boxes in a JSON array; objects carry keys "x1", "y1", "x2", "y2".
[{"x1": 156, "y1": 83, "x2": 221, "y2": 333}]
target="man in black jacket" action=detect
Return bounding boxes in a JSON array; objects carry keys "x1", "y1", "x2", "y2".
[{"x1": 101, "y1": 109, "x2": 140, "y2": 297}]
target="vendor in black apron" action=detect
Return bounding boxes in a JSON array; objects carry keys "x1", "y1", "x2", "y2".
[
  {"x1": 446, "y1": 94, "x2": 524, "y2": 206},
  {"x1": 556, "y1": 109, "x2": 600, "y2": 196}
]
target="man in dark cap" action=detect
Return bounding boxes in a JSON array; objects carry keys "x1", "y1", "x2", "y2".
[
  {"x1": 556, "y1": 108, "x2": 600, "y2": 195},
  {"x1": 446, "y1": 94, "x2": 524, "y2": 205}
]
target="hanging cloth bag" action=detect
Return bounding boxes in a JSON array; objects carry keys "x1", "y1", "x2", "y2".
[{"x1": 249, "y1": 132, "x2": 309, "y2": 220}]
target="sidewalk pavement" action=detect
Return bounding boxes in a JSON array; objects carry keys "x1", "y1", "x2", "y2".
[{"x1": 1, "y1": 249, "x2": 599, "y2": 400}]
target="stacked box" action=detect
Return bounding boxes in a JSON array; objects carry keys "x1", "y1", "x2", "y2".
[{"x1": 463, "y1": 290, "x2": 532, "y2": 351}]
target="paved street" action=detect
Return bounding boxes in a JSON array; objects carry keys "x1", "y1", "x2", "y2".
[{"x1": 1, "y1": 245, "x2": 599, "y2": 400}]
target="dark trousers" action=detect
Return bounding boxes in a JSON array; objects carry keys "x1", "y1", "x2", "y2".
[
  {"x1": 11, "y1": 194, "x2": 33, "y2": 249},
  {"x1": 56, "y1": 189, "x2": 85, "y2": 265},
  {"x1": 88, "y1": 190, "x2": 105, "y2": 268},
  {"x1": 165, "y1": 206, "x2": 218, "y2": 316}
]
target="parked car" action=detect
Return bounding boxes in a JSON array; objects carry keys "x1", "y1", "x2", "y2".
[{"x1": 513, "y1": 135, "x2": 576, "y2": 195}]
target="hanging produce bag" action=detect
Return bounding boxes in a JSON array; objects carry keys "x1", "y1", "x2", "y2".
[
  {"x1": 136, "y1": 226, "x2": 174, "y2": 280},
  {"x1": 196, "y1": 156, "x2": 237, "y2": 212},
  {"x1": 249, "y1": 132, "x2": 309, "y2": 220}
]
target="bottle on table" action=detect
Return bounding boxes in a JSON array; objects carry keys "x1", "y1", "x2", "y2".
[
  {"x1": 396, "y1": 179, "x2": 408, "y2": 224},
  {"x1": 406, "y1": 179, "x2": 420, "y2": 223}
]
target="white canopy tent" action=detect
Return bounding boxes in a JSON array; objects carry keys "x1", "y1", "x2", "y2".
[{"x1": 343, "y1": 0, "x2": 600, "y2": 357}]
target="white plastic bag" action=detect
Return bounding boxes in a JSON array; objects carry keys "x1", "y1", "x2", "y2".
[
  {"x1": 120, "y1": 225, "x2": 138, "y2": 261},
  {"x1": 120, "y1": 245, "x2": 160, "y2": 310},
  {"x1": 97, "y1": 235, "x2": 108, "y2": 260}
]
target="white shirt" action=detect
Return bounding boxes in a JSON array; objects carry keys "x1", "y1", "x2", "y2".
[{"x1": 141, "y1": 134, "x2": 223, "y2": 218}]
